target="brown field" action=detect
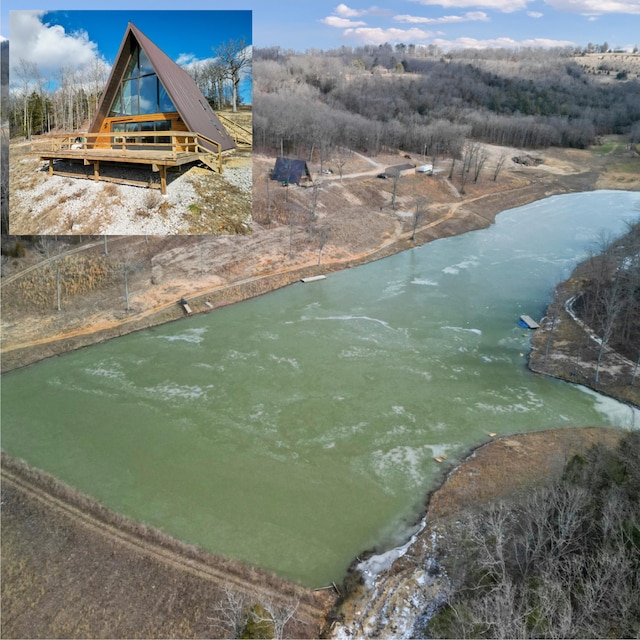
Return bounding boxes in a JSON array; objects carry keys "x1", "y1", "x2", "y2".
[
  {"x1": 1, "y1": 454, "x2": 335, "y2": 639},
  {"x1": 573, "y1": 52, "x2": 640, "y2": 82}
]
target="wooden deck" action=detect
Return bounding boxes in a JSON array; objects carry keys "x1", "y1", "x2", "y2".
[{"x1": 32, "y1": 131, "x2": 223, "y2": 194}]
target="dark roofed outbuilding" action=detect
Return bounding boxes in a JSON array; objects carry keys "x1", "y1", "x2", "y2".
[{"x1": 272, "y1": 157, "x2": 312, "y2": 185}]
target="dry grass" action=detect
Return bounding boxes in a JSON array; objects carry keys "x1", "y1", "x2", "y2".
[
  {"x1": 1, "y1": 453, "x2": 335, "y2": 639},
  {"x1": 3, "y1": 254, "x2": 114, "y2": 312},
  {"x1": 428, "y1": 427, "x2": 624, "y2": 521},
  {"x1": 183, "y1": 170, "x2": 251, "y2": 234}
]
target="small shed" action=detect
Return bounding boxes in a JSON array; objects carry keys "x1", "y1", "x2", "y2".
[{"x1": 272, "y1": 157, "x2": 312, "y2": 185}]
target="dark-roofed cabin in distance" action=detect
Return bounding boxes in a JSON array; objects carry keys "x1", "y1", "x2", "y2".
[{"x1": 272, "y1": 157, "x2": 312, "y2": 185}]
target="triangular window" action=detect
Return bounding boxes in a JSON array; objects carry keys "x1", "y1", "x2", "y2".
[{"x1": 108, "y1": 40, "x2": 176, "y2": 116}]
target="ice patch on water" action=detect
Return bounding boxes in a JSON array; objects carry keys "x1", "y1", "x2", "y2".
[
  {"x1": 411, "y1": 278, "x2": 439, "y2": 286},
  {"x1": 442, "y1": 325, "x2": 482, "y2": 336},
  {"x1": 84, "y1": 362, "x2": 125, "y2": 380},
  {"x1": 226, "y1": 349, "x2": 255, "y2": 361},
  {"x1": 359, "y1": 536, "x2": 414, "y2": 588},
  {"x1": 316, "y1": 314, "x2": 396, "y2": 330},
  {"x1": 339, "y1": 346, "x2": 382, "y2": 359},
  {"x1": 159, "y1": 327, "x2": 207, "y2": 344},
  {"x1": 382, "y1": 280, "x2": 406, "y2": 298},
  {"x1": 310, "y1": 421, "x2": 369, "y2": 448},
  {"x1": 395, "y1": 364, "x2": 433, "y2": 381},
  {"x1": 268, "y1": 354, "x2": 300, "y2": 369},
  {"x1": 428, "y1": 443, "x2": 451, "y2": 459},
  {"x1": 578, "y1": 385, "x2": 640, "y2": 429},
  {"x1": 358, "y1": 517, "x2": 427, "y2": 588},
  {"x1": 442, "y1": 257, "x2": 479, "y2": 275},
  {"x1": 144, "y1": 382, "x2": 206, "y2": 401},
  {"x1": 474, "y1": 387, "x2": 544, "y2": 415},
  {"x1": 369, "y1": 445, "x2": 432, "y2": 491},
  {"x1": 255, "y1": 331, "x2": 280, "y2": 341},
  {"x1": 391, "y1": 406, "x2": 417, "y2": 423}
]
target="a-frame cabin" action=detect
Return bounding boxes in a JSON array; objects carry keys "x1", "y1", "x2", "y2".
[
  {"x1": 33, "y1": 22, "x2": 237, "y2": 194},
  {"x1": 89, "y1": 23, "x2": 235, "y2": 153}
]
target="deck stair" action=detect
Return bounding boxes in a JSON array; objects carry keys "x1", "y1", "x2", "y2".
[
  {"x1": 217, "y1": 113, "x2": 252, "y2": 149},
  {"x1": 198, "y1": 153, "x2": 222, "y2": 172}
]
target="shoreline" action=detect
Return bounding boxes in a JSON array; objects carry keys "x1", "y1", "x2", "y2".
[
  {"x1": 1, "y1": 179, "x2": 625, "y2": 375},
  {"x1": 330, "y1": 425, "x2": 627, "y2": 637}
]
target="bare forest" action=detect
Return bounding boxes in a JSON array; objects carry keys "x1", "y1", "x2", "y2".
[
  {"x1": 572, "y1": 220, "x2": 640, "y2": 383},
  {"x1": 254, "y1": 45, "x2": 640, "y2": 159},
  {"x1": 2, "y1": 38, "x2": 250, "y2": 140},
  {"x1": 423, "y1": 430, "x2": 640, "y2": 639}
]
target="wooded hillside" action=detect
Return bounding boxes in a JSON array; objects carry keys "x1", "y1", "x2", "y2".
[{"x1": 254, "y1": 46, "x2": 640, "y2": 159}]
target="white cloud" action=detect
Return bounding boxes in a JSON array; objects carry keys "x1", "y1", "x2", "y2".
[
  {"x1": 410, "y1": 0, "x2": 530, "y2": 12},
  {"x1": 334, "y1": 3, "x2": 390, "y2": 17},
  {"x1": 410, "y1": 0, "x2": 640, "y2": 14},
  {"x1": 433, "y1": 35, "x2": 576, "y2": 49},
  {"x1": 176, "y1": 53, "x2": 199, "y2": 66},
  {"x1": 9, "y1": 11, "x2": 107, "y2": 86},
  {"x1": 343, "y1": 26, "x2": 434, "y2": 45},
  {"x1": 544, "y1": 0, "x2": 640, "y2": 14},
  {"x1": 335, "y1": 3, "x2": 367, "y2": 17},
  {"x1": 394, "y1": 11, "x2": 490, "y2": 23},
  {"x1": 321, "y1": 16, "x2": 368, "y2": 28},
  {"x1": 177, "y1": 45, "x2": 252, "y2": 81},
  {"x1": 527, "y1": 11, "x2": 544, "y2": 17}
]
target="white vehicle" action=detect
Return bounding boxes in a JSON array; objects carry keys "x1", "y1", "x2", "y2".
[{"x1": 416, "y1": 164, "x2": 433, "y2": 174}]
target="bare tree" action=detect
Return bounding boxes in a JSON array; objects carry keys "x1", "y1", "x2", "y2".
[
  {"x1": 15, "y1": 58, "x2": 39, "y2": 139},
  {"x1": 208, "y1": 585, "x2": 251, "y2": 639},
  {"x1": 472, "y1": 146, "x2": 489, "y2": 183},
  {"x1": 216, "y1": 38, "x2": 251, "y2": 112},
  {"x1": 391, "y1": 171, "x2": 402, "y2": 210},
  {"x1": 118, "y1": 250, "x2": 142, "y2": 312},
  {"x1": 459, "y1": 142, "x2": 481, "y2": 194},
  {"x1": 492, "y1": 153, "x2": 508, "y2": 181},
  {"x1": 412, "y1": 196, "x2": 428, "y2": 241},
  {"x1": 317, "y1": 225, "x2": 330, "y2": 265},
  {"x1": 37, "y1": 237, "x2": 66, "y2": 311},
  {"x1": 333, "y1": 146, "x2": 352, "y2": 182},
  {"x1": 248, "y1": 597, "x2": 300, "y2": 640}
]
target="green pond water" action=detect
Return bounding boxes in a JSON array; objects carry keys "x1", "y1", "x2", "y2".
[{"x1": 2, "y1": 190, "x2": 639, "y2": 586}]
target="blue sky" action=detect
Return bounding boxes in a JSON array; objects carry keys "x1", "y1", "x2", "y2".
[
  {"x1": 4, "y1": 8, "x2": 252, "y2": 103},
  {"x1": 2, "y1": 0, "x2": 639, "y2": 55}
]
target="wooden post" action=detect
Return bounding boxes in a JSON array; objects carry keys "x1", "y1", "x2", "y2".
[
  {"x1": 93, "y1": 161, "x2": 100, "y2": 183},
  {"x1": 48, "y1": 159, "x2": 53, "y2": 176},
  {"x1": 160, "y1": 165, "x2": 167, "y2": 195}
]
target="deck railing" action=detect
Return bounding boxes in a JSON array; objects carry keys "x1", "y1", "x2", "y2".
[
  {"x1": 31, "y1": 131, "x2": 222, "y2": 162},
  {"x1": 30, "y1": 131, "x2": 225, "y2": 194}
]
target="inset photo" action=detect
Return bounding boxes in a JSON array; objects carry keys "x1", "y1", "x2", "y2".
[{"x1": 8, "y1": 10, "x2": 252, "y2": 235}]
